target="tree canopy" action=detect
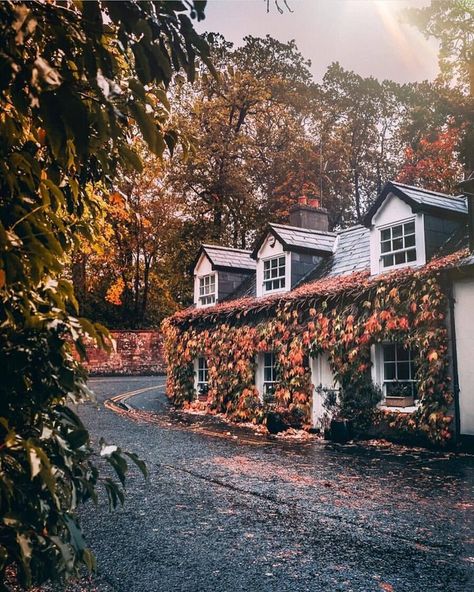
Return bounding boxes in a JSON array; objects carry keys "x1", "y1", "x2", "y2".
[{"x1": 0, "y1": 0, "x2": 210, "y2": 587}]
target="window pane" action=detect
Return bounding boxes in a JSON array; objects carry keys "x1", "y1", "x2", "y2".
[
  {"x1": 404, "y1": 221, "x2": 415, "y2": 234},
  {"x1": 393, "y1": 237, "x2": 403, "y2": 251},
  {"x1": 404, "y1": 234, "x2": 415, "y2": 248},
  {"x1": 397, "y1": 345, "x2": 410, "y2": 361},
  {"x1": 384, "y1": 362, "x2": 396, "y2": 380},
  {"x1": 406, "y1": 249, "x2": 416, "y2": 262},
  {"x1": 382, "y1": 254, "x2": 394, "y2": 267},
  {"x1": 381, "y1": 228, "x2": 391, "y2": 242},
  {"x1": 392, "y1": 224, "x2": 403, "y2": 238},
  {"x1": 395, "y1": 251, "x2": 406, "y2": 265},
  {"x1": 383, "y1": 344, "x2": 396, "y2": 361},
  {"x1": 397, "y1": 362, "x2": 410, "y2": 380},
  {"x1": 381, "y1": 240, "x2": 391, "y2": 253},
  {"x1": 271, "y1": 258, "x2": 277, "y2": 268},
  {"x1": 278, "y1": 256, "x2": 285, "y2": 267}
]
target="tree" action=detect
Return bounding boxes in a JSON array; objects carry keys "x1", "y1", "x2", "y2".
[
  {"x1": 397, "y1": 125, "x2": 465, "y2": 193},
  {"x1": 76, "y1": 145, "x2": 183, "y2": 328},
  {"x1": 0, "y1": 0, "x2": 210, "y2": 587},
  {"x1": 168, "y1": 35, "x2": 317, "y2": 246},
  {"x1": 314, "y1": 63, "x2": 410, "y2": 223},
  {"x1": 405, "y1": 0, "x2": 474, "y2": 172}
]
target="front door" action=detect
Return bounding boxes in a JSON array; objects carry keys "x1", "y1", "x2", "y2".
[{"x1": 310, "y1": 353, "x2": 338, "y2": 428}]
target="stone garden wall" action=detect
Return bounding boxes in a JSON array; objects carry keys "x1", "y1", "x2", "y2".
[{"x1": 83, "y1": 330, "x2": 165, "y2": 376}]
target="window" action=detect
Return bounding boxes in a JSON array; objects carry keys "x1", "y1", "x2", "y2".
[
  {"x1": 380, "y1": 221, "x2": 416, "y2": 268},
  {"x1": 382, "y1": 343, "x2": 417, "y2": 399},
  {"x1": 263, "y1": 352, "x2": 278, "y2": 401},
  {"x1": 199, "y1": 274, "x2": 216, "y2": 305},
  {"x1": 263, "y1": 256, "x2": 286, "y2": 292},
  {"x1": 196, "y1": 357, "x2": 209, "y2": 395}
]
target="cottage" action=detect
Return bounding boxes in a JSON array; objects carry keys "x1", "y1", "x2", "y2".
[{"x1": 163, "y1": 181, "x2": 474, "y2": 446}]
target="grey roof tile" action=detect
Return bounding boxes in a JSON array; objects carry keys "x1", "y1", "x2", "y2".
[
  {"x1": 269, "y1": 223, "x2": 336, "y2": 253},
  {"x1": 295, "y1": 225, "x2": 370, "y2": 286},
  {"x1": 202, "y1": 244, "x2": 256, "y2": 271},
  {"x1": 391, "y1": 182, "x2": 467, "y2": 215},
  {"x1": 222, "y1": 273, "x2": 256, "y2": 301}
]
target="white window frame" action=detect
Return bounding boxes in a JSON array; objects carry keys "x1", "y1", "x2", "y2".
[
  {"x1": 198, "y1": 273, "x2": 216, "y2": 306},
  {"x1": 379, "y1": 218, "x2": 417, "y2": 270},
  {"x1": 371, "y1": 343, "x2": 419, "y2": 411},
  {"x1": 381, "y1": 343, "x2": 417, "y2": 398},
  {"x1": 262, "y1": 255, "x2": 286, "y2": 293},
  {"x1": 256, "y1": 352, "x2": 279, "y2": 402},
  {"x1": 194, "y1": 356, "x2": 209, "y2": 397}
]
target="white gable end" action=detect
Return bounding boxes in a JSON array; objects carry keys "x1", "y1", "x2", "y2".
[
  {"x1": 256, "y1": 233, "x2": 291, "y2": 297},
  {"x1": 369, "y1": 192, "x2": 426, "y2": 275},
  {"x1": 193, "y1": 253, "x2": 217, "y2": 307}
]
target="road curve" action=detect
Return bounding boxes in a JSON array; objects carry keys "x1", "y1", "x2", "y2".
[{"x1": 48, "y1": 376, "x2": 474, "y2": 592}]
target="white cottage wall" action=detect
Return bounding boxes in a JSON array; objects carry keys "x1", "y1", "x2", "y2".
[{"x1": 453, "y1": 277, "x2": 474, "y2": 436}]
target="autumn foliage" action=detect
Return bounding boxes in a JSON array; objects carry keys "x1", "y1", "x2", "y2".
[
  {"x1": 397, "y1": 126, "x2": 465, "y2": 194},
  {"x1": 163, "y1": 250, "x2": 468, "y2": 445}
]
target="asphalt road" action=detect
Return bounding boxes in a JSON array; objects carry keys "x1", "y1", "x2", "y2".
[{"x1": 60, "y1": 376, "x2": 473, "y2": 592}]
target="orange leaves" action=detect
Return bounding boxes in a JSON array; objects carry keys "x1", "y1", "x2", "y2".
[
  {"x1": 365, "y1": 313, "x2": 382, "y2": 334},
  {"x1": 163, "y1": 255, "x2": 456, "y2": 443},
  {"x1": 105, "y1": 277, "x2": 125, "y2": 305}
]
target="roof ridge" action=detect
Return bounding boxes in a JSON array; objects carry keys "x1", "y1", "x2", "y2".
[
  {"x1": 269, "y1": 222, "x2": 337, "y2": 236},
  {"x1": 202, "y1": 243, "x2": 252, "y2": 254},
  {"x1": 391, "y1": 181, "x2": 465, "y2": 201},
  {"x1": 336, "y1": 224, "x2": 367, "y2": 235}
]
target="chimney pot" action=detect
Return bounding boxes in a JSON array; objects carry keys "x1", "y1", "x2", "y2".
[
  {"x1": 298, "y1": 195, "x2": 308, "y2": 206},
  {"x1": 307, "y1": 197, "x2": 321, "y2": 208}
]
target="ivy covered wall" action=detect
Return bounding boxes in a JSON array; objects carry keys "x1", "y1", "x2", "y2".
[{"x1": 163, "y1": 251, "x2": 467, "y2": 445}]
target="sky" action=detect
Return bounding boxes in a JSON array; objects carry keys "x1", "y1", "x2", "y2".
[{"x1": 195, "y1": 0, "x2": 440, "y2": 84}]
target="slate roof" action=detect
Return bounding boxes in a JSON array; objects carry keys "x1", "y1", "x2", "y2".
[
  {"x1": 364, "y1": 181, "x2": 467, "y2": 225},
  {"x1": 295, "y1": 225, "x2": 371, "y2": 287},
  {"x1": 191, "y1": 180, "x2": 470, "y2": 308},
  {"x1": 251, "y1": 223, "x2": 336, "y2": 258},
  {"x1": 195, "y1": 244, "x2": 256, "y2": 273},
  {"x1": 223, "y1": 273, "x2": 256, "y2": 301}
]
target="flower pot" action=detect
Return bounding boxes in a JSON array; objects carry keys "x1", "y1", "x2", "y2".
[
  {"x1": 384, "y1": 396, "x2": 414, "y2": 408},
  {"x1": 329, "y1": 418, "x2": 352, "y2": 443},
  {"x1": 266, "y1": 411, "x2": 289, "y2": 434}
]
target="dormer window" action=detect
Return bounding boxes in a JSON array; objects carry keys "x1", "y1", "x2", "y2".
[
  {"x1": 199, "y1": 274, "x2": 216, "y2": 306},
  {"x1": 263, "y1": 256, "x2": 286, "y2": 292},
  {"x1": 380, "y1": 220, "x2": 416, "y2": 268}
]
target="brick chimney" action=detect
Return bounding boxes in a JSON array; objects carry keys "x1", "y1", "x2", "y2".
[{"x1": 289, "y1": 194, "x2": 329, "y2": 232}]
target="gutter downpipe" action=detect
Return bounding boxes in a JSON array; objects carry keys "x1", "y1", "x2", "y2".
[{"x1": 447, "y1": 281, "x2": 461, "y2": 448}]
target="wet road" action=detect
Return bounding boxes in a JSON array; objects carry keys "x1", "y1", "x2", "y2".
[{"x1": 68, "y1": 376, "x2": 473, "y2": 592}]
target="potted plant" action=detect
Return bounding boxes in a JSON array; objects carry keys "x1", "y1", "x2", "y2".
[
  {"x1": 384, "y1": 383, "x2": 415, "y2": 407},
  {"x1": 326, "y1": 380, "x2": 382, "y2": 442}
]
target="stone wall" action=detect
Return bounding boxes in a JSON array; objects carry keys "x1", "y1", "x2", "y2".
[{"x1": 83, "y1": 330, "x2": 165, "y2": 376}]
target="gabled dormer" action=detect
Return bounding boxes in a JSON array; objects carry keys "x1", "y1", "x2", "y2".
[
  {"x1": 251, "y1": 197, "x2": 336, "y2": 297},
  {"x1": 364, "y1": 181, "x2": 468, "y2": 276},
  {"x1": 192, "y1": 244, "x2": 256, "y2": 307}
]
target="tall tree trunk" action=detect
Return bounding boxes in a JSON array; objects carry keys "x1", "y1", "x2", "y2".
[{"x1": 71, "y1": 253, "x2": 87, "y2": 311}]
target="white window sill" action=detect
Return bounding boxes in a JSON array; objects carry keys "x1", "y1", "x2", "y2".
[
  {"x1": 197, "y1": 300, "x2": 217, "y2": 308},
  {"x1": 379, "y1": 403, "x2": 420, "y2": 414},
  {"x1": 262, "y1": 288, "x2": 289, "y2": 296}
]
